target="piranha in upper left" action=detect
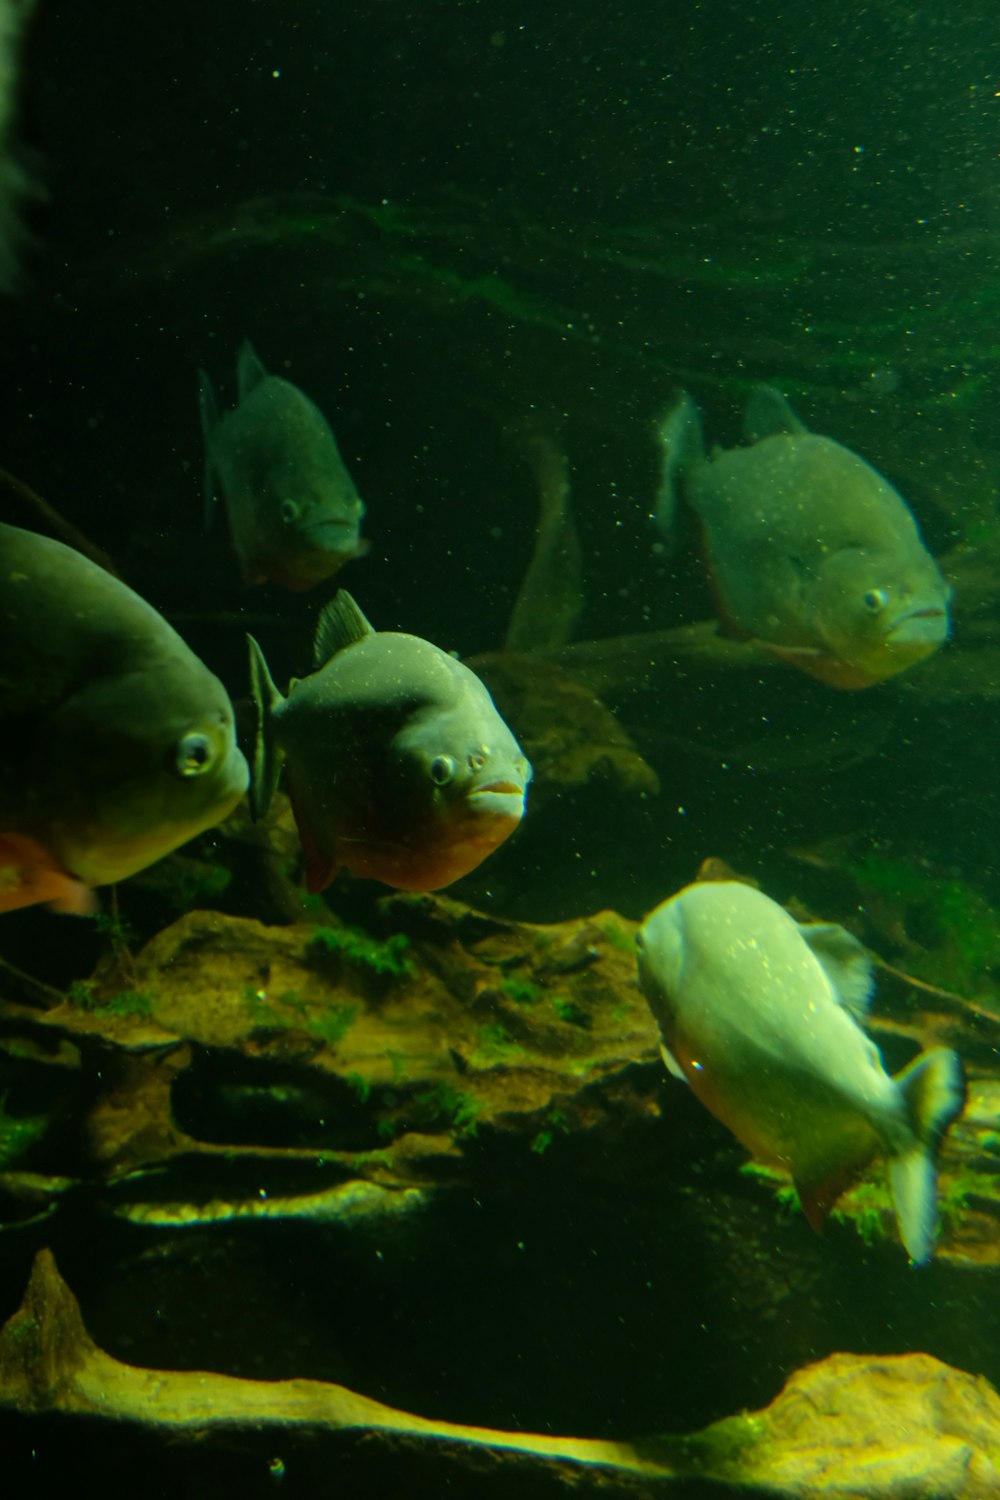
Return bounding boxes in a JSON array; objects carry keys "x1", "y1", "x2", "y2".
[
  {"x1": 0, "y1": 522, "x2": 249, "y2": 914},
  {"x1": 199, "y1": 340, "x2": 367, "y2": 591}
]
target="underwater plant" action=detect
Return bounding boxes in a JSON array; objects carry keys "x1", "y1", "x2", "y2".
[
  {"x1": 0, "y1": 1091, "x2": 51, "y2": 1168},
  {"x1": 500, "y1": 974, "x2": 542, "y2": 1006},
  {"x1": 67, "y1": 979, "x2": 154, "y2": 1020},
  {"x1": 307, "y1": 923, "x2": 414, "y2": 978}
]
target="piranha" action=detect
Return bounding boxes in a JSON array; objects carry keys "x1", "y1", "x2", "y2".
[
  {"x1": 199, "y1": 340, "x2": 366, "y2": 591},
  {"x1": 636, "y1": 880, "x2": 966, "y2": 1263},
  {"x1": 248, "y1": 591, "x2": 531, "y2": 893},
  {"x1": 655, "y1": 386, "x2": 951, "y2": 688},
  {"x1": 0, "y1": 522, "x2": 249, "y2": 914}
]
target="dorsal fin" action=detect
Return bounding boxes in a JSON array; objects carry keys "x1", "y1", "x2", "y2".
[
  {"x1": 313, "y1": 590, "x2": 376, "y2": 668},
  {"x1": 654, "y1": 391, "x2": 704, "y2": 542},
  {"x1": 236, "y1": 339, "x2": 269, "y2": 399},
  {"x1": 743, "y1": 385, "x2": 809, "y2": 443},
  {"x1": 799, "y1": 921, "x2": 874, "y2": 1019}
]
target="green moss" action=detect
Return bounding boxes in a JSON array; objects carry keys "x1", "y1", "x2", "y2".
[
  {"x1": 308, "y1": 924, "x2": 414, "y2": 978},
  {"x1": 67, "y1": 980, "x2": 154, "y2": 1020},
  {"x1": 90, "y1": 910, "x2": 135, "y2": 954},
  {"x1": 349, "y1": 1150, "x2": 393, "y2": 1173},
  {"x1": 475, "y1": 1022, "x2": 522, "y2": 1060},
  {"x1": 500, "y1": 975, "x2": 541, "y2": 1006},
  {"x1": 345, "y1": 1071, "x2": 372, "y2": 1103},
  {"x1": 552, "y1": 996, "x2": 588, "y2": 1028},
  {"x1": 0, "y1": 1092, "x2": 50, "y2": 1167},
  {"x1": 830, "y1": 1180, "x2": 892, "y2": 1247},
  {"x1": 597, "y1": 917, "x2": 636, "y2": 954},
  {"x1": 530, "y1": 1107, "x2": 571, "y2": 1155},
  {"x1": 305, "y1": 1004, "x2": 358, "y2": 1047},
  {"x1": 646, "y1": 1412, "x2": 767, "y2": 1479},
  {"x1": 410, "y1": 1083, "x2": 481, "y2": 1138},
  {"x1": 847, "y1": 854, "x2": 1000, "y2": 980},
  {"x1": 241, "y1": 986, "x2": 356, "y2": 1046}
]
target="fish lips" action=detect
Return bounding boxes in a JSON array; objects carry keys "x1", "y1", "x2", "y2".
[
  {"x1": 886, "y1": 605, "x2": 950, "y2": 648},
  {"x1": 466, "y1": 778, "x2": 527, "y2": 822},
  {"x1": 300, "y1": 517, "x2": 364, "y2": 552}
]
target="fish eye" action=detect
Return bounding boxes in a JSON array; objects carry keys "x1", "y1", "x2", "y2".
[
  {"x1": 280, "y1": 499, "x2": 301, "y2": 524},
  {"x1": 429, "y1": 755, "x2": 457, "y2": 786},
  {"x1": 862, "y1": 588, "x2": 888, "y2": 613},
  {"x1": 176, "y1": 732, "x2": 214, "y2": 777}
]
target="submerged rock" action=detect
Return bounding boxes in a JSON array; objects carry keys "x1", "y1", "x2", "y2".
[{"x1": 1, "y1": 1249, "x2": 999, "y2": 1498}]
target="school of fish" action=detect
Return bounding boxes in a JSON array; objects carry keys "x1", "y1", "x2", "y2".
[{"x1": 2, "y1": 346, "x2": 967, "y2": 1261}]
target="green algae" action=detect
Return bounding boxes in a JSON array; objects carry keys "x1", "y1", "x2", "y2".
[
  {"x1": 551, "y1": 996, "x2": 588, "y2": 1028},
  {"x1": 500, "y1": 975, "x2": 542, "y2": 1006},
  {"x1": 307, "y1": 924, "x2": 414, "y2": 978},
  {"x1": 530, "y1": 1107, "x2": 571, "y2": 1156},
  {"x1": 379, "y1": 1083, "x2": 481, "y2": 1141},
  {"x1": 640, "y1": 1411, "x2": 767, "y2": 1481},
  {"x1": 847, "y1": 852, "x2": 1000, "y2": 992},
  {"x1": 67, "y1": 980, "x2": 155, "y2": 1021},
  {"x1": 242, "y1": 985, "x2": 357, "y2": 1047},
  {"x1": 0, "y1": 1092, "x2": 51, "y2": 1168}
]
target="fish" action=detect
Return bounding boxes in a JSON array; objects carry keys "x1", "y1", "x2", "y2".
[
  {"x1": 199, "y1": 340, "x2": 366, "y2": 591},
  {"x1": 0, "y1": 522, "x2": 249, "y2": 914},
  {"x1": 248, "y1": 590, "x2": 531, "y2": 893},
  {"x1": 654, "y1": 385, "x2": 951, "y2": 688},
  {"x1": 636, "y1": 880, "x2": 966, "y2": 1262}
]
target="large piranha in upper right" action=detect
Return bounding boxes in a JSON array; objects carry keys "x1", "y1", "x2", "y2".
[{"x1": 655, "y1": 385, "x2": 951, "y2": 688}]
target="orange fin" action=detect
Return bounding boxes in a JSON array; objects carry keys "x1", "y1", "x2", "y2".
[
  {"x1": 0, "y1": 833, "x2": 97, "y2": 916},
  {"x1": 795, "y1": 1164, "x2": 863, "y2": 1235}
]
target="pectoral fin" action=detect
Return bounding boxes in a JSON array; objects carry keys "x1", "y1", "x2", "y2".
[
  {"x1": 660, "y1": 1041, "x2": 689, "y2": 1084},
  {"x1": 799, "y1": 922, "x2": 874, "y2": 1019}
]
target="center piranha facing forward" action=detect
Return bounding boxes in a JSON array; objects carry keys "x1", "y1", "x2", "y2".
[{"x1": 248, "y1": 592, "x2": 531, "y2": 893}]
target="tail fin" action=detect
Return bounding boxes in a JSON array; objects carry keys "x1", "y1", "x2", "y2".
[
  {"x1": 653, "y1": 391, "x2": 703, "y2": 545},
  {"x1": 888, "y1": 1048, "x2": 966, "y2": 1264},
  {"x1": 246, "y1": 634, "x2": 285, "y2": 820}
]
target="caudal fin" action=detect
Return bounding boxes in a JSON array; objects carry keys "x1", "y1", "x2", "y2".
[
  {"x1": 653, "y1": 391, "x2": 703, "y2": 544},
  {"x1": 888, "y1": 1048, "x2": 966, "y2": 1264}
]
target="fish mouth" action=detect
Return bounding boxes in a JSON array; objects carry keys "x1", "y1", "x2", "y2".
[
  {"x1": 467, "y1": 781, "x2": 526, "y2": 820},
  {"x1": 301, "y1": 518, "x2": 361, "y2": 546},
  {"x1": 887, "y1": 606, "x2": 950, "y2": 647}
]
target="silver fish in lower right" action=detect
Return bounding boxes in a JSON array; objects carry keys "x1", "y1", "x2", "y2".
[{"x1": 636, "y1": 879, "x2": 965, "y2": 1262}]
